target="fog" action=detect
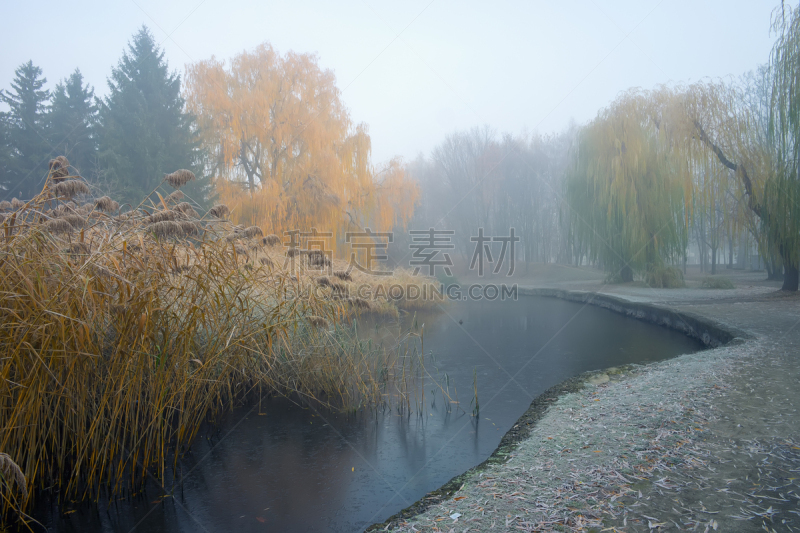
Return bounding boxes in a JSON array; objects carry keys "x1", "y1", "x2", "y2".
[
  {"x1": 4, "y1": 3, "x2": 800, "y2": 531},
  {"x1": 0, "y1": 1, "x2": 777, "y2": 163}
]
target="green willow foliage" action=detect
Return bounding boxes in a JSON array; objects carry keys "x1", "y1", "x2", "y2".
[
  {"x1": 565, "y1": 93, "x2": 688, "y2": 281},
  {"x1": 766, "y1": 3, "x2": 800, "y2": 280}
]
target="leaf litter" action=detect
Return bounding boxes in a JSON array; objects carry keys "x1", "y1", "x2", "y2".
[{"x1": 384, "y1": 333, "x2": 800, "y2": 532}]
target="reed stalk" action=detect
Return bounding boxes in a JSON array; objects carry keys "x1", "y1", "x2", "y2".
[{"x1": 0, "y1": 164, "x2": 439, "y2": 523}]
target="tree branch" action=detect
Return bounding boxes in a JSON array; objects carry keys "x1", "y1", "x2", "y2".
[{"x1": 693, "y1": 119, "x2": 762, "y2": 218}]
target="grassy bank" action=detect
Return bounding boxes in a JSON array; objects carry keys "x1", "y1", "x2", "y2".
[{"x1": 0, "y1": 160, "x2": 438, "y2": 520}]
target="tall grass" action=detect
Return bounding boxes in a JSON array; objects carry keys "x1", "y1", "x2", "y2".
[{"x1": 0, "y1": 161, "x2": 437, "y2": 520}]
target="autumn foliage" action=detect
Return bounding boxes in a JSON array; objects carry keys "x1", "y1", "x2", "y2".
[{"x1": 184, "y1": 44, "x2": 418, "y2": 250}]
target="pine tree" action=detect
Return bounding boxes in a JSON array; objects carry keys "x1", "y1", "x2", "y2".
[
  {"x1": 0, "y1": 61, "x2": 51, "y2": 200},
  {"x1": 97, "y1": 26, "x2": 209, "y2": 208},
  {"x1": 0, "y1": 112, "x2": 13, "y2": 194},
  {"x1": 49, "y1": 69, "x2": 97, "y2": 180}
]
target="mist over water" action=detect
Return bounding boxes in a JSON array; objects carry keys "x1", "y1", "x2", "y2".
[
  {"x1": 1, "y1": 4, "x2": 788, "y2": 529},
  {"x1": 36, "y1": 297, "x2": 702, "y2": 532}
]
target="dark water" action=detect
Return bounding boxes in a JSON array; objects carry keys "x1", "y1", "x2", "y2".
[{"x1": 36, "y1": 297, "x2": 703, "y2": 532}]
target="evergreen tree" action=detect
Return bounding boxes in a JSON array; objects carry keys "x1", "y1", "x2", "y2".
[
  {"x1": 49, "y1": 69, "x2": 97, "y2": 179},
  {"x1": 0, "y1": 112, "x2": 13, "y2": 194},
  {"x1": 0, "y1": 61, "x2": 51, "y2": 200},
  {"x1": 97, "y1": 26, "x2": 209, "y2": 208}
]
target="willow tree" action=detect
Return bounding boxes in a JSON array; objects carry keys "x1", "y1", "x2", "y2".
[
  {"x1": 565, "y1": 91, "x2": 689, "y2": 283},
  {"x1": 184, "y1": 44, "x2": 417, "y2": 247},
  {"x1": 764, "y1": 4, "x2": 800, "y2": 290},
  {"x1": 677, "y1": 27, "x2": 799, "y2": 290}
]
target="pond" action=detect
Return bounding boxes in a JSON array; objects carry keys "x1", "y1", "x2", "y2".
[{"x1": 35, "y1": 296, "x2": 703, "y2": 532}]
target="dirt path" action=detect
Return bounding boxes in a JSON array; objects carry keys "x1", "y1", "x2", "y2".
[{"x1": 375, "y1": 270, "x2": 800, "y2": 532}]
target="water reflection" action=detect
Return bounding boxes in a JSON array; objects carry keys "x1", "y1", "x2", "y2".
[{"x1": 36, "y1": 297, "x2": 703, "y2": 532}]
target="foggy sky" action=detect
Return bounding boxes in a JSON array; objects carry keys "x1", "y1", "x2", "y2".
[{"x1": 0, "y1": 0, "x2": 778, "y2": 165}]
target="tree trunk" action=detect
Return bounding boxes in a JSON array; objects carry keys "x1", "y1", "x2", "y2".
[
  {"x1": 767, "y1": 260, "x2": 784, "y2": 281},
  {"x1": 783, "y1": 263, "x2": 799, "y2": 291},
  {"x1": 699, "y1": 214, "x2": 706, "y2": 273},
  {"x1": 727, "y1": 236, "x2": 734, "y2": 269},
  {"x1": 737, "y1": 233, "x2": 747, "y2": 269},
  {"x1": 711, "y1": 247, "x2": 717, "y2": 275},
  {"x1": 620, "y1": 265, "x2": 633, "y2": 282},
  {"x1": 781, "y1": 247, "x2": 798, "y2": 291},
  {"x1": 767, "y1": 252, "x2": 785, "y2": 281}
]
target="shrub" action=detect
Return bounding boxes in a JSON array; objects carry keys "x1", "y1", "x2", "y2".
[
  {"x1": 604, "y1": 271, "x2": 626, "y2": 284},
  {"x1": 645, "y1": 265, "x2": 685, "y2": 288},
  {"x1": 700, "y1": 276, "x2": 735, "y2": 289}
]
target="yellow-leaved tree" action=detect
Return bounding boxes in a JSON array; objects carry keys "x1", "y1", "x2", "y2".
[{"x1": 184, "y1": 43, "x2": 418, "y2": 249}]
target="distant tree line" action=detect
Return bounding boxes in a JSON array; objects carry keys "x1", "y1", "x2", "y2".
[
  {"x1": 409, "y1": 5, "x2": 800, "y2": 292},
  {"x1": 0, "y1": 26, "x2": 211, "y2": 208},
  {"x1": 391, "y1": 126, "x2": 577, "y2": 275}
]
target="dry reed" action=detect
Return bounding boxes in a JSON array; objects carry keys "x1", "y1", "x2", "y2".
[
  {"x1": 348, "y1": 297, "x2": 371, "y2": 309},
  {"x1": 309, "y1": 253, "x2": 332, "y2": 268},
  {"x1": 174, "y1": 202, "x2": 198, "y2": 218},
  {"x1": 208, "y1": 204, "x2": 230, "y2": 219},
  {"x1": 44, "y1": 218, "x2": 73, "y2": 235},
  {"x1": 243, "y1": 226, "x2": 263, "y2": 239},
  {"x1": 53, "y1": 202, "x2": 77, "y2": 217},
  {"x1": 149, "y1": 220, "x2": 184, "y2": 239},
  {"x1": 0, "y1": 165, "x2": 437, "y2": 523},
  {"x1": 308, "y1": 316, "x2": 330, "y2": 329},
  {"x1": 330, "y1": 280, "x2": 347, "y2": 293},
  {"x1": 61, "y1": 214, "x2": 86, "y2": 229},
  {"x1": 51, "y1": 179, "x2": 90, "y2": 199},
  {"x1": 0, "y1": 454, "x2": 27, "y2": 499},
  {"x1": 48, "y1": 156, "x2": 70, "y2": 179},
  {"x1": 262, "y1": 234, "x2": 282, "y2": 247},
  {"x1": 66, "y1": 242, "x2": 92, "y2": 256},
  {"x1": 333, "y1": 270, "x2": 352, "y2": 281},
  {"x1": 166, "y1": 190, "x2": 185, "y2": 204},
  {"x1": 146, "y1": 209, "x2": 184, "y2": 224},
  {"x1": 179, "y1": 220, "x2": 201, "y2": 236},
  {"x1": 164, "y1": 169, "x2": 195, "y2": 188},
  {"x1": 95, "y1": 196, "x2": 119, "y2": 212}
]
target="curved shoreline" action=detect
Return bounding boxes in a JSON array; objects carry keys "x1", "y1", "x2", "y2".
[
  {"x1": 366, "y1": 289, "x2": 750, "y2": 532},
  {"x1": 518, "y1": 288, "x2": 754, "y2": 347}
]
